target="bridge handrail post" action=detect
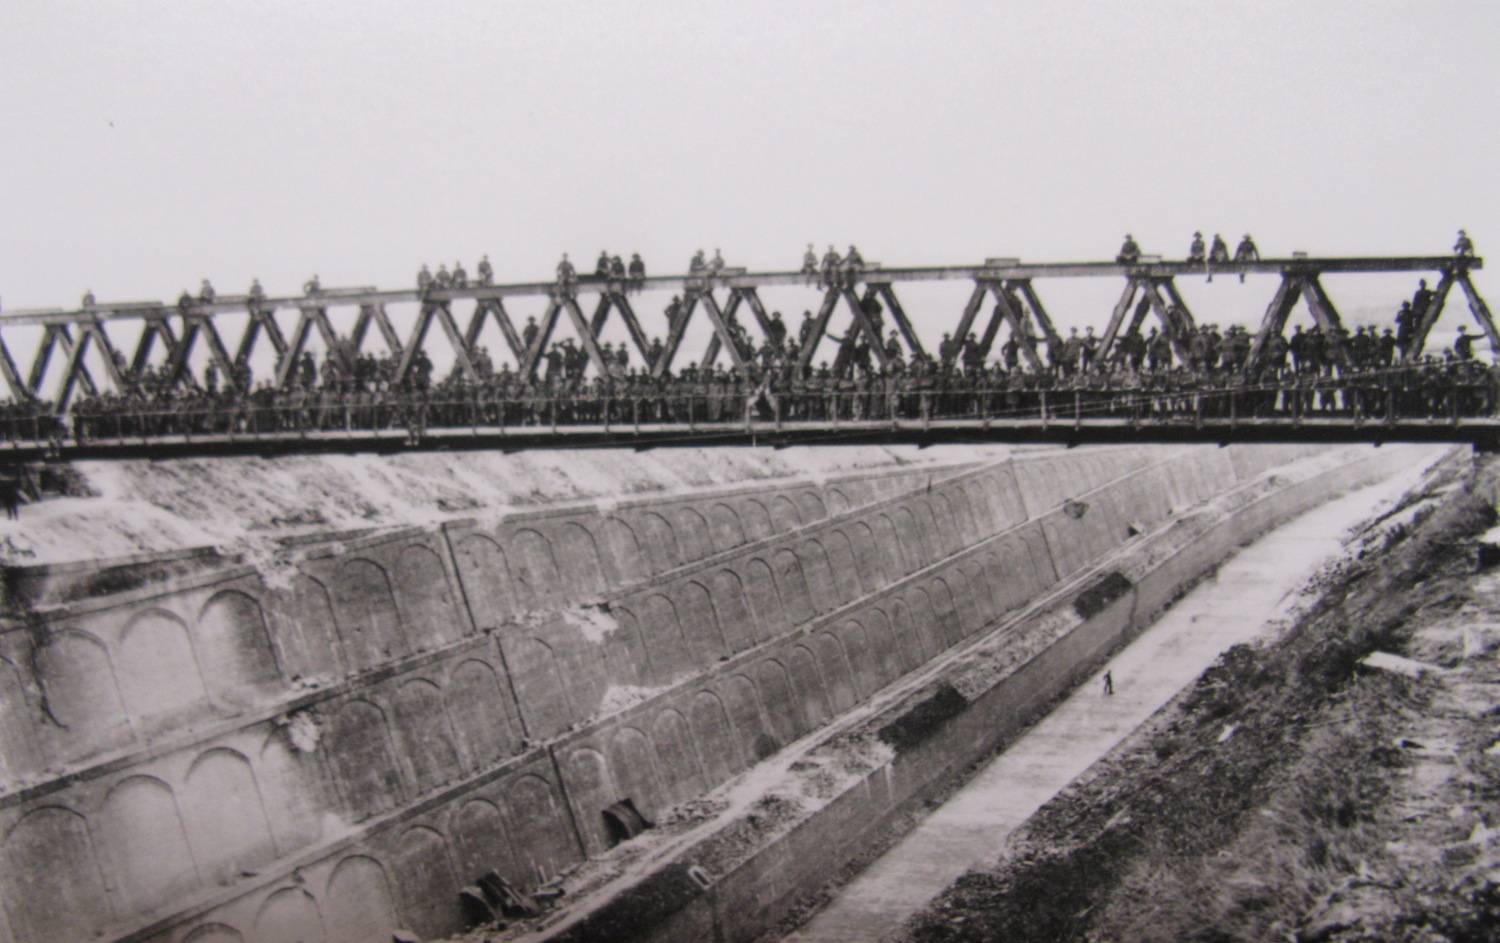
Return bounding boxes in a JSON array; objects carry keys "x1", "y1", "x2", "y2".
[{"x1": 1040, "y1": 389, "x2": 1049, "y2": 428}]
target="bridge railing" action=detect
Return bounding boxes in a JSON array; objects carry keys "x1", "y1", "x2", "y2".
[{"x1": 6, "y1": 364, "x2": 1496, "y2": 448}]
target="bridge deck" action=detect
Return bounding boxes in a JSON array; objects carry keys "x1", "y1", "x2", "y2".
[{"x1": 5, "y1": 416, "x2": 1497, "y2": 461}]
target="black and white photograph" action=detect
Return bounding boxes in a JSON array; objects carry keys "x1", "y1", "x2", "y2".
[{"x1": 1, "y1": 2, "x2": 1497, "y2": 941}]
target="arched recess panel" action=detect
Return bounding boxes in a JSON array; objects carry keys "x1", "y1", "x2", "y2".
[
  {"x1": 448, "y1": 659, "x2": 522, "y2": 770},
  {"x1": 707, "y1": 503, "x2": 747, "y2": 553},
  {"x1": 509, "y1": 529, "x2": 561, "y2": 611},
  {"x1": 787, "y1": 645, "x2": 831, "y2": 733},
  {"x1": 894, "y1": 506, "x2": 932, "y2": 571},
  {"x1": 847, "y1": 521, "x2": 885, "y2": 588},
  {"x1": 332, "y1": 559, "x2": 406, "y2": 669},
  {"x1": 744, "y1": 559, "x2": 785, "y2": 641},
  {"x1": 754, "y1": 660, "x2": 799, "y2": 750},
  {"x1": 285, "y1": 574, "x2": 345, "y2": 682},
  {"x1": 823, "y1": 530, "x2": 865, "y2": 603},
  {"x1": 324, "y1": 699, "x2": 405, "y2": 819},
  {"x1": 602, "y1": 518, "x2": 648, "y2": 585},
  {"x1": 833, "y1": 621, "x2": 876, "y2": 699},
  {"x1": 652, "y1": 708, "x2": 706, "y2": 806},
  {"x1": 907, "y1": 587, "x2": 947, "y2": 660},
  {"x1": 391, "y1": 825, "x2": 459, "y2": 940},
  {"x1": 1, "y1": 807, "x2": 111, "y2": 943},
  {"x1": 255, "y1": 887, "x2": 325, "y2": 943},
  {"x1": 197, "y1": 589, "x2": 282, "y2": 707},
  {"x1": 96, "y1": 775, "x2": 200, "y2": 918},
  {"x1": 739, "y1": 499, "x2": 775, "y2": 542},
  {"x1": 502, "y1": 636, "x2": 574, "y2": 740},
  {"x1": 688, "y1": 691, "x2": 738, "y2": 786},
  {"x1": 928, "y1": 579, "x2": 963, "y2": 647},
  {"x1": 180, "y1": 748, "x2": 277, "y2": 886},
  {"x1": 674, "y1": 507, "x2": 715, "y2": 563},
  {"x1": 826, "y1": 487, "x2": 852, "y2": 514},
  {"x1": 504, "y1": 774, "x2": 580, "y2": 887},
  {"x1": 774, "y1": 549, "x2": 816, "y2": 626},
  {"x1": 561, "y1": 747, "x2": 615, "y2": 855},
  {"x1": 862, "y1": 609, "x2": 902, "y2": 687},
  {"x1": 391, "y1": 678, "x2": 463, "y2": 795},
  {"x1": 710, "y1": 569, "x2": 756, "y2": 654},
  {"x1": 638, "y1": 512, "x2": 682, "y2": 573},
  {"x1": 451, "y1": 799, "x2": 522, "y2": 890},
  {"x1": 797, "y1": 541, "x2": 839, "y2": 613},
  {"x1": 889, "y1": 599, "x2": 926, "y2": 671},
  {"x1": 0, "y1": 656, "x2": 39, "y2": 782},
  {"x1": 719, "y1": 674, "x2": 766, "y2": 769},
  {"x1": 395, "y1": 545, "x2": 460, "y2": 653},
  {"x1": 933, "y1": 492, "x2": 966, "y2": 553},
  {"x1": 769, "y1": 495, "x2": 802, "y2": 532},
  {"x1": 873, "y1": 514, "x2": 908, "y2": 578},
  {"x1": 795, "y1": 490, "x2": 827, "y2": 523},
  {"x1": 678, "y1": 581, "x2": 727, "y2": 667},
  {"x1": 602, "y1": 606, "x2": 652, "y2": 688},
  {"x1": 812, "y1": 633, "x2": 858, "y2": 715},
  {"x1": 557, "y1": 522, "x2": 608, "y2": 593},
  {"x1": 322, "y1": 855, "x2": 400, "y2": 943},
  {"x1": 35, "y1": 631, "x2": 131, "y2": 759},
  {"x1": 114, "y1": 609, "x2": 210, "y2": 729},
  {"x1": 642, "y1": 594, "x2": 690, "y2": 683},
  {"x1": 452, "y1": 533, "x2": 519, "y2": 629},
  {"x1": 258, "y1": 728, "x2": 326, "y2": 855},
  {"x1": 607, "y1": 727, "x2": 666, "y2": 823}
]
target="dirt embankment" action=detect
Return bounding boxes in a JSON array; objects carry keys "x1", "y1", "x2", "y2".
[{"x1": 898, "y1": 453, "x2": 1500, "y2": 943}]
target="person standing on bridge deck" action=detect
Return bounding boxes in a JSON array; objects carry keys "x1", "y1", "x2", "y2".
[
  {"x1": 1455, "y1": 325, "x2": 1474, "y2": 361},
  {"x1": 1411, "y1": 278, "x2": 1435, "y2": 331},
  {"x1": 820, "y1": 245, "x2": 842, "y2": 290},
  {"x1": 1380, "y1": 328, "x2": 1397, "y2": 366},
  {"x1": 1116, "y1": 234, "x2": 1141, "y2": 264},
  {"x1": 1234, "y1": 234, "x2": 1260, "y2": 282},
  {"x1": 1187, "y1": 231, "x2": 1206, "y2": 263},
  {"x1": 628, "y1": 253, "x2": 646, "y2": 292},
  {"x1": 477, "y1": 255, "x2": 493, "y2": 286},
  {"x1": 523, "y1": 315, "x2": 540, "y2": 351},
  {"x1": 801, "y1": 243, "x2": 819, "y2": 286},
  {"x1": 1456, "y1": 229, "x2": 1475, "y2": 258}
]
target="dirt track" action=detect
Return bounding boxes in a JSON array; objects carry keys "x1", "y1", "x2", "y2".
[{"x1": 898, "y1": 451, "x2": 1500, "y2": 943}]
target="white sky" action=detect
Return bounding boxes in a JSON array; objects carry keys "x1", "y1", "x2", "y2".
[{"x1": 2, "y1": 0, "x2": 1497, "y2": 374}]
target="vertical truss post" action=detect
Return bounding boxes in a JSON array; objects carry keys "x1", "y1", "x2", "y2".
[
  {"x1": 984, "y1": 284, "x2": 1044, "y2": 370},
  {"x1": 943, "y1": 283, "x2": 988, "y2": 369},
  {"x1": 796, "y1": 289, "x2": 843, "y2": 373},
  {"x1": 878, "y1": 284, "x2": 928, "y2": 361},
  {"x1": 1096, "y1": 278, "x2": 1141, "y2": 364},
  {"x1": 608, "y1": 293, "x2": 654, "y2": 366},
  {"x1": 523, "y1": 299, "x2": 564, "y2": 378},
  {"x1": 561, "y1": 296, "x2": 615, "y2": 377},
  {"x1": 1456, "y1": 272, "x2": 1500, "y2": 358},
  {"x1": 0, "y1": 333, "x2": 28, "y2": 400},
  {"x1": 1405, "y1": 271, "x2": 1456, "y2": 361},
  {"x1": 1244, "y1": 275, "x2": 1302, "y2": 373},
  {"x1": 1297, "y1": 275, "x2": 1351, "y2": 369}
]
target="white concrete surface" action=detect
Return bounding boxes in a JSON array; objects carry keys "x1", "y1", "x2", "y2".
[{"x1": 782, "y1": 467, "x2": 1427, "y2": 943}]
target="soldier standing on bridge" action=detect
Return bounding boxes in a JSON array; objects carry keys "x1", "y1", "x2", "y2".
[
  {"x1": 1455, "y1": 325, "x2": 1474, "y2": 361},
  {"x1": 1116, "y1": 234, "x2": 1141, "y2": 264},
  {"x1": 477, "y1": 255, "x2": 493, "y2": 286},
  {"x1": 523, "y1": 315, "x2": 539, "y2": 351},
  {"x1": 1456, "y1": 229, "x2": 1475, "y2": 258},
  {"x1": 1234, "y1": 234, "x2": 1260, "y2": 282}
]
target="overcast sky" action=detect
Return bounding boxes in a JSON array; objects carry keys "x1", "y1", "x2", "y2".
[{"x1": 2, "y1": 0, "x2": 1496, "y2": 370}]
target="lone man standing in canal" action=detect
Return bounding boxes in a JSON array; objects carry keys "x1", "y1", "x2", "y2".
[{"x1": 1103, "y1": 670, "x2": 1114, "y2": 695}]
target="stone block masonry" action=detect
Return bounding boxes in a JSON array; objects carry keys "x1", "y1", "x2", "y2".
[{"x1": 0, "y1": 444, "x2": 1323, "y2": 943}]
